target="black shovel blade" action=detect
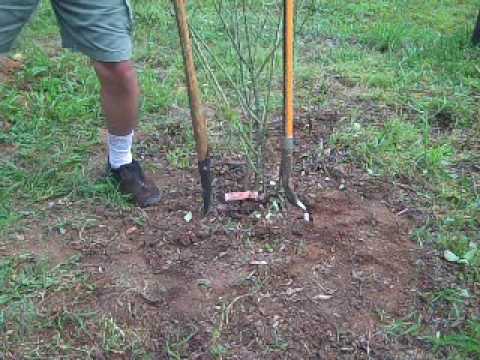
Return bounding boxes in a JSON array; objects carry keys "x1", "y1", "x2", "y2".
[{"x1": 198, "y1": 157, "x2": 213, "y2": 214}]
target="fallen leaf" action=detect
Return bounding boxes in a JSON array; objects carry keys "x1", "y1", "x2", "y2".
[
  {"x1": 12, "y1": 53, "x2": 24, "y2": 61},
  {"x1": 184, "y1": 211, "x2": 193, "y2": 223},
  {"x1": 313, "y1": 294, "x2": 333, "y2": 300},
  {"x1": 196, "y1": 279, "x2": 212, "y2": 288},
  {"x1": 285, "y1": 288, "x2": 303, "y2": 296},
  {"x1": 250, "y1": 260, "x2": 268, "y2": 265},
  {"x1": 443, "y1": 250, "x2": 459, "y2": 263},
  {"x1": 303, "y1": 212, "x2": 310, "y2": 222},
  {"x1": 126, "y1": 226, "x2": 138, "y2": 235}
]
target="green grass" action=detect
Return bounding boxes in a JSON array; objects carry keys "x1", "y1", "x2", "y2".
[
  {"x1": 0, "y1": 255, "x2": 90, "y2": 355},
  {"x1": 301, "y1": 1, "x2": 480, "y2": 127},
  {"x1": 431, "y1": 321, "x2": 480, "y2": 358},
  {"x1": 0, "y1": 255, "x2": 146, "y2": 357},
  {"x1": 332, "y1": 118, "x2": 454, "y2": 180},
  {"x1": 318, "y1": 0, "x2": 480, "y2": 263},
  {"x1": 0, "y1": 48, "x2": 127, "y2": 236}
]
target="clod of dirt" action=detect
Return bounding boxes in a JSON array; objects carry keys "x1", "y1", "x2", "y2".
[
  {"x1": 0, "y1": 119, "x2": 12, "y2": 132},
  {"x1": 0, "y1": 56, "x2": 23, "y2": 83}
]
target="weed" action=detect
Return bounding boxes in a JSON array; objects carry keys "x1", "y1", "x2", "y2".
[
  {"x1": 385, "y1": 313, "x2": 423, "y2": 338},
  {"x1": 165, "y1": 325, "x2": 198, "y2": 359},
  {"x1": 430, "y1": 320, "x2": 480, "y2": 358},
  {"x1": 101, "y1": 316, "x2": 144, "y2": 355},
  {"x1": 166, "y1": 147, "x2": 192, "y2": 169}
]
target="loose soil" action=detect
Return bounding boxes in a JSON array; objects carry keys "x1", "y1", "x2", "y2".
[
  {"x1": 7, "y1": 86, "x2": 425, "y2": 358},
  {"x1": 0, "y1": 56, "x2": 23, "y2": 84}
]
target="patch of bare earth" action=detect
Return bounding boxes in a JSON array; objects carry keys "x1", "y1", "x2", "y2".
[
  {"x1": 0, "y1": 56, "x2": 23, "y2": 84},
  {"x1": 6, "y1": 73, "x2": 433, "y2": 358},
  {"x1": 18, "y1": 181, "x2": 417, "y2": 358},
  {"x1": 21, "y1": 184, "x2": 413, "y2": 357}
]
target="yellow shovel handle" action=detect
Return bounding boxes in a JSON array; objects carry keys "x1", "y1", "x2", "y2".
[{"x1": 284, "y1": 0, "x2": 295, "y2": 140}]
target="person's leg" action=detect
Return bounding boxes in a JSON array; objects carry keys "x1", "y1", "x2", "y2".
[
  {"x1": 51, "y1": 0, "x2": 161, "y2": 207},
  {"x1": 0, "y1": 0, "x2": 40, "y2": 54},
  {"x1": 93, "y1": 60, "x2": 139, "y2": 170},
  {"x1": 93, "y1": 61, "x2": 139, "y2": 137}
]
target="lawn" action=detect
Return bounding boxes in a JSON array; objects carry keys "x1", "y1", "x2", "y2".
[{"x1": 1, "y1": 0, "x2": 479, "y2": 358}]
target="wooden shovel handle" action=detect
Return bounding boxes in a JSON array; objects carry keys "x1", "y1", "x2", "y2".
[{"x1": 173, "y1": 0, "x2": 208, "y2": 161}]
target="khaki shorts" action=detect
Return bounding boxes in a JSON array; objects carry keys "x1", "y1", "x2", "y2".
[{"x1": 0, "y1": 0, "x2": 134, "y2": 62}]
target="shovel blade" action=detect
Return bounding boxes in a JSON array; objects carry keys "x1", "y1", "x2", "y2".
[{"x1": 198, "y1": 157, "x2": 213, "y2": 214}]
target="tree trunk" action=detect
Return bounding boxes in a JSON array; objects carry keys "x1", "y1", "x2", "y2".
[{"x1": 472, "y1": 9, "x2": 480, "y2": 45}]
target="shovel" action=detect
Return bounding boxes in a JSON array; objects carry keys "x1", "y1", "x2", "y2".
[
  {"x1": 173, "y1": 0, "x2": 212, "y2": 213},
  {"x1": 280, "y1": 0, "x2": 308, "y2": 219}
]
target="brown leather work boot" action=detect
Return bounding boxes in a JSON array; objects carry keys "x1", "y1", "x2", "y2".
[{"x1": 109, "y1": 160, "x2": 161, "y2": 207}]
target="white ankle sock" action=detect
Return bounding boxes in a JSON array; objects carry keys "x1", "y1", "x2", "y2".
[{"x1": 108, "y1": 131, "x2": 133, "y2": 169}]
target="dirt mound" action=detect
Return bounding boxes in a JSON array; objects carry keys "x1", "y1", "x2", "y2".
[
  {"x1": 78, "y1": 180, "x2": 415, "y2": 357},
  {"x1": 11, "y1": 150, "x2": 416, "y2": 357},
  {"x1": 290, "y1": 190, "x2": 413, "y2": 332},
  {"x1": 193, "y1": 190, "x2": 416, "y2": 358},
  {"x1": 9, "y1": 117, "x2": 417, "y2": 357}
]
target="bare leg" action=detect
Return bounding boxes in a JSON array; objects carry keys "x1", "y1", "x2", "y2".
[{"x1": 93, "y1": 60, "x2": 139, "y2": 136}]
